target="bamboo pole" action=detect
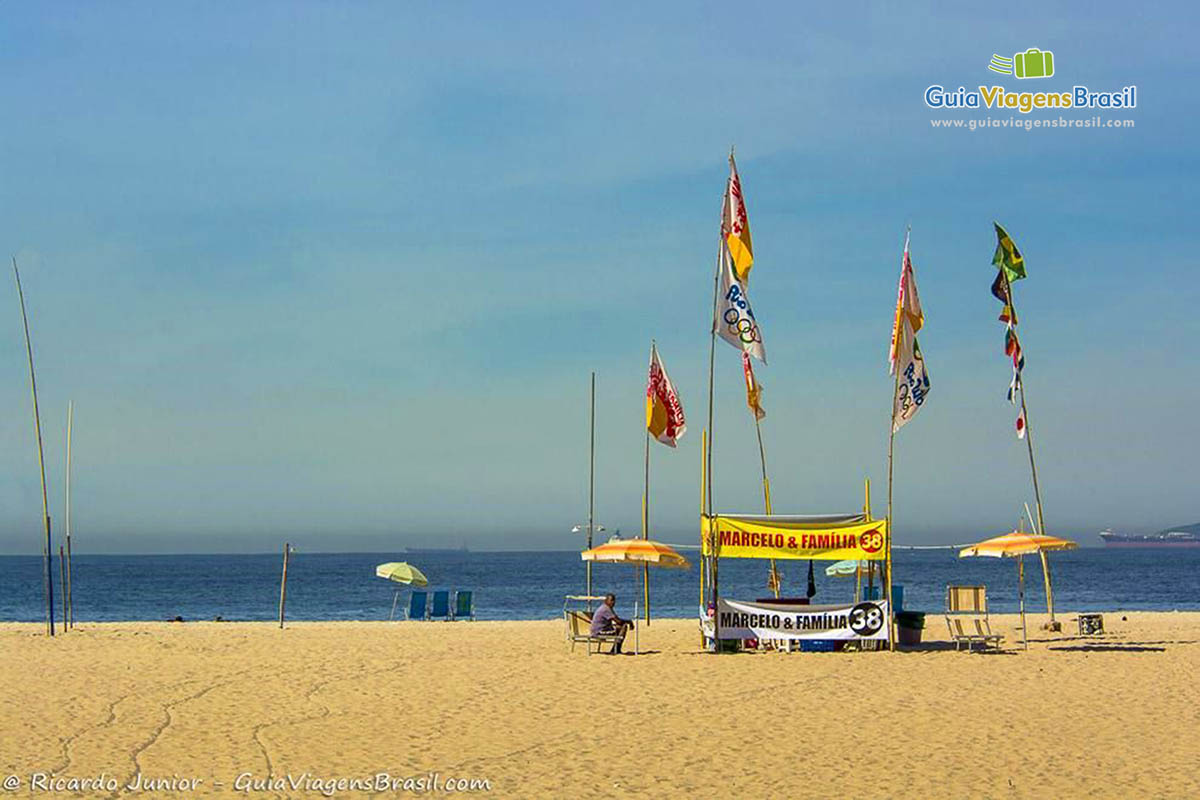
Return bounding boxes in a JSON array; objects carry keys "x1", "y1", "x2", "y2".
[
  {"x1": 65, "y1": 401, "x2": 74, "y2": 629},
  {"x1": 753, "y1": 417, "x2": 779, "y2": 598},
  {"x1": 1018, "y1": 554, "x2": 1028, "y2": 650},
  {"x1": 886, "y1": 346, "x2": 902, "y2": 652},
  {"x1": 1002, "y1": 268, "x2": 1055, "y2": 625},
  {"x1": 700, "y1": 430, "x2": 707, "y2": 625},
  {"x1": 41, "y1": 544, "x2": 49, "y2": 633},
  {"x1": 706, "y1": 237, "x2": 721, "y2": 646},
  {"x1": 13, "y1": 258, "x2": 55, "y2": 637},
  {"x1": 587, "y1": 371, "x2": 595, "y2": 602},
  {"x1": 59, "y1": 545, "x2": 67, "y2": 631},
  {"x1": 642, "y1": 425, "x2": 650, "y2": 626},
  {"x1": 278, "y1": 543, "x2": 291, "y2": 629}
]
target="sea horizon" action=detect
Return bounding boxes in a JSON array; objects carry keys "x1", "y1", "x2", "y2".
[{"x1": 3, "y1": 548, "x2": 1196, "y2": 624}]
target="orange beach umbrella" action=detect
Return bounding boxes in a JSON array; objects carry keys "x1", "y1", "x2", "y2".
[
  {"x1": 582, "y1": 537, "x2": 690, "y2": 628},
  {"x1": 959, "y1": 531, "x2": 1077, "y2": 558},
  {"x1": 959, "y1": 530, "x2": 1077, "y2": 649},
  {"x1": 581, "y1": 537, "x2": 691, "y2": 569}
]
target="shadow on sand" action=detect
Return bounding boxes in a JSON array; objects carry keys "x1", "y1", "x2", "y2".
[{"x1": 900, "y1": 640, "x2": 1016, "y2": 655}]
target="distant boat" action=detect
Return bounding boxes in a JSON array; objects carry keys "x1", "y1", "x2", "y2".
[
  {"x1": 405, "y1": 545, "x2": 470, "y2": 554},
  {"x1": 1099, "y1": 524, "x2": 1200, "y2": 547}
]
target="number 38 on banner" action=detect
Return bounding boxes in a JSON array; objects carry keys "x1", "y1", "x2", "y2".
[{"x1": 859, "y1": 528, "x2": 885, "y2": 554}]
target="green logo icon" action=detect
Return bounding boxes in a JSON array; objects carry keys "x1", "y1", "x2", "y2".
[
  {"x1": 988, "y1": 48, "x2": 1055, "y2": 79},
  {"x1": 989, "y1": 54, "x2": 1014, "y2": 74}
]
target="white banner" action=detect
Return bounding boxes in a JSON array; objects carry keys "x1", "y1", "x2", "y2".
[{"x1": 709, "y1": 598, "x2": 890, "y2": 641}]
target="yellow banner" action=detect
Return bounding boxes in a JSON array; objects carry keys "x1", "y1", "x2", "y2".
[{"x1": 702, "y1": 515, "x2": 889, "y2": 561}]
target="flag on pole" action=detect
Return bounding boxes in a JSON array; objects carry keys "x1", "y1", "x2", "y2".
[
  {"x1": 646, "y1": 344, "x2": 687, "y2": 447},
  {"x1": 741, "y1": 351, "x2": 766, "y2": 421},
  {"x1": 889, "y1": 231, "x2": 925, "y2": 375},
  {"x1": 1005, "y1": 324, "x2": 1025, "y2": 372},
  {"x1": 1007, "y1": 366, "x2": 1021, "y2": 404},
  {"x1": 892, "y1": 326, "x2": 931, "y2": 433},
  {"x1": 992, "y1": 221, "x2": 1026, "y2": 283},
  {"x1": 716, "y1": 248, "x2": 767, "y2": 363},
  {"x1": 890, "y1": 231, "x2": 931, "y2": 433},
  {"x1": 991, "y1": 224, "x2": 1029, "y2": 436},
  {"x1": 991, "y1": 270, "x2": 1018, "y2": 325},
  {"x1": 723, "y1": 154, "x2": 754, "y2": 283},
  {"x1": 742, "y1": 351, "x2": 766, "y2": 420}
]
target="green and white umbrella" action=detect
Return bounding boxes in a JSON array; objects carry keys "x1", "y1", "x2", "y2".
[
  {"x1": 376, "y1": 562, "x2": 429, "y2": 620},
  {"x1": 825, "y1": 559, "x2": 869, "y2": 577},
  {"x1": 375, "y1": 562, "x2": 429, "y2": 587}
]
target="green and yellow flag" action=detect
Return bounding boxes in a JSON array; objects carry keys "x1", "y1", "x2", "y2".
[{"x1": 992, "y1": 222, "x2": 1026, "y2": 283}]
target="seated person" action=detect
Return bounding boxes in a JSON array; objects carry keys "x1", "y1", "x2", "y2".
[{"x1": 590, "y1": 593, "x2": 632, "y2": 654}]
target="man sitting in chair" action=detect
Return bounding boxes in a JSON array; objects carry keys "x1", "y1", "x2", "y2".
[{"x1": 590, "y1": 593, "x2": 632, "y2": 654}]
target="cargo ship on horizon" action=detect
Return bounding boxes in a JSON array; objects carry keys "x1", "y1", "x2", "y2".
[{"x1": 1099, "y1": 523, "x2": 1200, "y2": 547}]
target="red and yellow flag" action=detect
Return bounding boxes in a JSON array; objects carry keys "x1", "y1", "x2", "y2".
[
  {"x1": 742, "y1": 351, "x2": 765, "y2": 421},
  {"x1": 646, "y1": 344, "x2": 687, "y2": 447},
  {"x1": 722, "y1": 154, "x2": 754, "y2": 283},
  {"x1": 888, "y1": 230, "x2": 924, "y2": 375}
]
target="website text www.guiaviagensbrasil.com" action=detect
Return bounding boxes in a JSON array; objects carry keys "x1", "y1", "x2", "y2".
[{"x1": 930, "y1": 116, "x2": 1134, "y2": 131}]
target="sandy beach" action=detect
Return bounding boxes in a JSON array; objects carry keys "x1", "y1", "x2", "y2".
[{"x1": 1, "y1": 612, "x2": 1198, "y2": 799}]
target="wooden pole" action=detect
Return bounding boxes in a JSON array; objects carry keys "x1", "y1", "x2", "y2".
[
  {"x1": 642, "y1": 425, "x2": 651, "y2": 626},
  {"x1": 59, "y1": 545, "x2": 67, "y2": 631},
  {"x1": 64, "y1": 401, "x2": 74, "y2": 629},
  {"x1": 278, "y1": 543, "x2": 291, "y2": 629},
  {"x1": 587, "y1": 371, "x2": 595, "y2": 602},
  {"x1": 1003, "y1": 269, "x2": 1055, "y2": 625},
  {"x1": 1018, "y1": 379, "x2": 1054, "y2": 623},
  {"x1": 1018, "y1": 554, "x2": 1028, "y2": 650},
  {"x1": 886, "y1": 349, "x2": 902, "y2": 651},
  {"x1": 41, "y1": 544, "x2": 49, "y2": 633},
  {"x1": 706, "y1": 236, "x2": 721, "y2": 646},
  {"x1": 700, "y1": 429, "x2": 706, "y2": 620},
  {"x1": 13, "y1": 258, "x2": 54, "y2": 637},
  {"x1": 753, "y1": 416, "x2": 779, "y2": 598}
]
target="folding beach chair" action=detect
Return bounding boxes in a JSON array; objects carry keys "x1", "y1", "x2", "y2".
[
  {"x1": 404, "y1": 590, "x2": 428, "y2": 620},
  {"x1": 429, "y1": 590, "x2": 452, "y2": 621},
  {"x1": 453, "y1": 590, "x2": 475, "y2": 621},
  {"x1": 945, "y1": 585, "x2": 1004, "y2": 651},
  {"x1": 565, "y1": 609, "x2": 622, "y2": 655}
]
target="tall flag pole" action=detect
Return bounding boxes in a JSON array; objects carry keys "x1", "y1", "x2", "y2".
[
  {"x1": 64, "y1": 400, "x2": 75, "y2": 629},
  {"x1": 886, "y1": 227, "x2": 931, "y2": 651},
  {"x1": 741, "y1": 351, "x2": 779, "y2": 596},
  {"x1": 990, "y1": 222, "x2": 1057, "y2": 626},
  {"x1": 587, "y1": 372, "x2": 596, "y2": 602},
  {"x1": 707, "y1": 149, "x2": 770, "y2": 634},
  {"x1": 646, "y1": 341, "x2": 686, "y2": 624},
  {"x1": 12, "y1": 258, "x2": 55, "y2": 636}
]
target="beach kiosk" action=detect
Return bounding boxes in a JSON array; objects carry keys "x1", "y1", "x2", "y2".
[{"x1": 700, "y1": 511, "x2": 892, "y2": 650}]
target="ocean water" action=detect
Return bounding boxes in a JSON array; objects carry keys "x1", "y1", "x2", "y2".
[{"x1": 1, "y1": 548, "x2": 1198, "y2": 623}]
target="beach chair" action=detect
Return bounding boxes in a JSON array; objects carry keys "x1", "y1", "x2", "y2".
[
  {"x1": 429, "y1": 590, "x2": 452, "y2": 621},
  {"x1": 945, "y1": 585, "x2": 1004, "y2": 651},
  {"x1": 453, "y1": 590, "x2": 475, "y2": 621},
  {"x1": 404, "y1": 590, "x2": 428, "y2": 620},
  {"x1": 565, "y1": 610, "x2": 622, "y2": 655}
]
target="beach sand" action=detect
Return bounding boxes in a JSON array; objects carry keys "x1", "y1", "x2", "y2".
[{"x1": 2, "y1": 612, "x2": 1198, "y2": 799}]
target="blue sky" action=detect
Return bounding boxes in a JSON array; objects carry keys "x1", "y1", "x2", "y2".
[{"x1": 0, "y1": 3, "x2": 1195, "y2": 553}]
